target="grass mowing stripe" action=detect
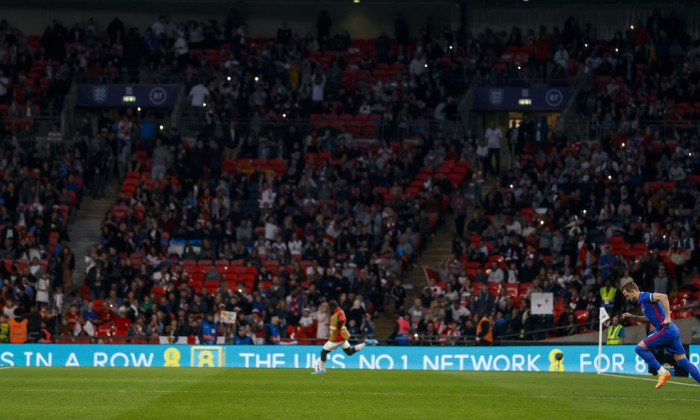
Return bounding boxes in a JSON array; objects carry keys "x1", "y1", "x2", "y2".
[
  {"x1": 2, "y1": 369, "x2": 700, "y2": 420},
  {"x1": 4, "y1": 388, "x2": 700, "y2": 402}
]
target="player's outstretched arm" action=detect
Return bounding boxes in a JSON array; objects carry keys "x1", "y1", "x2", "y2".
[
  {"x1": 652, "y1": 293, "x2": 672, "y2": 324},
  {"x1": 621, "y1": 312, "x2": 647, "y2": 323}
]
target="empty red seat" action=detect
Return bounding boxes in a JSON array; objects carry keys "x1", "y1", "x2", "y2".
[
  {"x1": 361, "y1": 121, "x2": 378, "y2": 138},
  {"x1": 204, "y1": 281, "x2": 220, "y2": 295},
  {"x1": 575, "y1": 310, "x2": 589, "y2": 324}
]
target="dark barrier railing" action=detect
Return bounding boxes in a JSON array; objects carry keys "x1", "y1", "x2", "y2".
[
  {"x1": 12, "y1": 302, "x2": 694, "y2": 347},
  {"x1": 176, "y1": 111, "x2": 455, "y2": 143},
  {"x1": 568, "y1": 118, "x2": 700, "y2": 143}
]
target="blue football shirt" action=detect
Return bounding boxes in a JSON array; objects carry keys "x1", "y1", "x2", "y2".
[{"x1": 638, "y1": 291, "x2": 666, "y2": 331}]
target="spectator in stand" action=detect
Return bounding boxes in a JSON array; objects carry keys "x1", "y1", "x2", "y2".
[
  {"x1": 551, "y1": 44, "x2": 569, "y2": 79},
  {"x1": 487, "y1": 261, "x2": 504, "y2": 283},
  {"x1": 58, "y1": 246, "x2": 75, "y2": 290},
  {"x1": 474, "y1": 285, "x2": 495, "y2": 315},
  {"x1": 484, "y1": 121, "x2": 503, "y2": 177},
  {"x1": 310, "y1": 68, "x2": 326, "y2": 112},
  {"x1": 390, "y1": 278, "x2": 406, "y2": 311},
  {"x1": 597, "y1": 246, "x2": 617, "y2": 280},
  {"x1": 199, "y1": 312, "x2": 218, "y2": 344},
  {"x1": 652, "y1": 266, "x2": 671, "y2": 295},
  {"x1": 23, "y1": 11, "x2": 695, "y2": 346},
  {"x1": 316, "y1": 301, "x2": 330, "y2": 340},
  {"x1": 0, "y1": 69, "x2": 9, "y2": 103},
  {"x1": 234, "y1": 326, "x2": 253, "y2": 344},
  {"x1": 264, "y1": 315, "x2": 280, "y2": 344}
]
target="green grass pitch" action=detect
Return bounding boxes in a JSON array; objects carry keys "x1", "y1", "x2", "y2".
[{"x1": 1, "y1": 367, "x2": 698, "y2": 419}]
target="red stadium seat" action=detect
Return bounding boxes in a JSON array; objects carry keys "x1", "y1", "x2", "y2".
[{"x1": 575, "y1": 310, "x2": 589, "y2": 324}]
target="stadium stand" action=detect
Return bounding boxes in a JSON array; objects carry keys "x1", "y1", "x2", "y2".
[{"x1": 0, "y1": 10, "x2": 698, "y2": 346}]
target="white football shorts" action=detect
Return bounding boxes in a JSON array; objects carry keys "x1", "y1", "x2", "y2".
[{"x1": 323, "y1": 340, "x2": 351, "y2": 352}]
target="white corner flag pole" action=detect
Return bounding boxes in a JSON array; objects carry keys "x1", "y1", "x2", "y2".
[{"x1": 598, "y1": 307, "x2": 610, "y2": 375}]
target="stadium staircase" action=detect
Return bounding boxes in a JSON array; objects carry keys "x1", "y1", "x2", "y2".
[
  {"x1": 374, "y1": 221, "x2": 456, "y2": 339},
  {"x1": 66, "y1": 179, "x2": 120, "y2": 292}
]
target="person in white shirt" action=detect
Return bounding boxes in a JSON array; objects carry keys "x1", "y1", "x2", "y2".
[
  {"x1": 484, "y1": 121, "x2": 503, "y2": 176},
  {"x1": 262, "y1": 217, "x2": 278, "y2": 243},
  {"x1": 189, "y1": 82, "x2": 209, "y2": 107},
  {"x1": 152, "y1": 265, "x2": 172, "y2": 287},
  {"x1": 287, "y1": 233, "x2": 303, "y2": 259},
  {"x1": 299, "y1": 308, "x2": 314, "y2": 327},
  {"x1": 29, "y1": 257, "x2": 45, "y2": 278},
  {"x1": 259, "y1": 183, "x2": 276, "y2": 209},
  {"x1": 487, "y1": 261, "x2": 504, "y2": 283},
  {"x1": 271, "y1": 236, "x2": 288, "y2": 261},
  {"x1": 117, "y1": 115, "x2": 133, "y2": 142},
  {"x1": 188, "y1": 22, "x2": 205, "y2": 45},
  {"x1": 151, "y1": 16, "x2": 166, "y2": 37},
  {"x1": 453, "y1": 300, "x2": 471, "y2": 319},
  {"x1": 409, "y1": 51, "x2": 427, "y2": 76},
  {"x1": 311, "y1": 69, "x2": 326, "y2": 110},
  {"x1": 553, "y1": 44, "x2": 569, "y2": 76},
  {"x1": 306, "y1": 260, "x2": 324, "y2": 277},
  {"x1": 52, "y1": 286, "x2": 64, "y2": 315},
  {"x1": 172, "y1": 31, "x2": 189, "y2": 62},
  {"x1": 668, "y1": 160, "x2": 686, "y2": 182},
  {"x1": 504, "y1": 216, "x2": 522, "y2": 236},
  {"x1": 47, "y1": 124, "x2": 63, "y2": 143},
  {"x1": 36, "y1": 273, "x2": 51, "y2": 305},
  {"x1": 0, "y1": 68, "x2": 9, "y2": 103},
  {"x1": 476, "y1": 138, "x2": 489, "y2": 177}
]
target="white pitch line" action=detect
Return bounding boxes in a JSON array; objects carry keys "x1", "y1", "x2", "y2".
[
  {"x1": 4, "y1": 388, "x2": 700, "y2": 402},
  {"x1": 0, "y1": 367, "x2": 12, "y2": 370},
  {"x1": 600, "y1": 373, "x2": 699, "y2": 387}
]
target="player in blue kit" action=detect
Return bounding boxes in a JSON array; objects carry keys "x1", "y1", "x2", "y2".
[{"x1": 621, "y1": 281, "x2": 700, "y2": 389}]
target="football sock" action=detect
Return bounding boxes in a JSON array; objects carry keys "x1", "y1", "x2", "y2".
[
  {"x1": 677, "y1": 358, "x2": 700, "y2": 384},
  {"x1": 635, "y1": 345, "x2": 662, "y2": 372},
  {"x1": 355, "y1": 343, "x2": 366, "y2": 351},
  {"x1": 319, "y1": 360, "x2": 326, "y2": 369}
]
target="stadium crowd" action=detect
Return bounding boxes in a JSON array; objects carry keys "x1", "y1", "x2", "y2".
[
  {"x1": 409, "y1": 10, "x2": 700, "y2": 344},
  {"x1": 0, "y1": 10, "x2": 699, "y2": 346}
]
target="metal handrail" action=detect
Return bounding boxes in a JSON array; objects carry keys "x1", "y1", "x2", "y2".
[{"x1": 475, "y1": 75, "x2": 571, "y2": 88}]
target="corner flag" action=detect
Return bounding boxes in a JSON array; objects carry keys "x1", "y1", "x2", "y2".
[{"x1": 597, "y1": 306, "x2": 610, "y2": 374}]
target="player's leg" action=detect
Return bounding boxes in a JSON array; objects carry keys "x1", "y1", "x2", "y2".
[
  {"x1": 313, "y1": 341, "x2": 338, "y2": 374},
  {"x1": 641, "y1": 328, "x2": 678, "y2": 388},
  {"x1": 341, "y1": 340, "x2": 363, "y2": 356},
  {"x1": 636, "y1": 339, "x2": 670, "y2": 388},
  {"x1": 668, "y1": 334, "x2": 700, "y2": 385},
  {"x1": 635, "y1": 341, "x2": 663, "y2": 372},
  {"x1": 673, "y1": 354, "x2": 700, "y2": 384}
]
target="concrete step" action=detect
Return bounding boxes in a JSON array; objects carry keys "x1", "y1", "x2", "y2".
[
  {"x1": 66, "y1": 179, "x2": 120, "y2": 291},
  {"x1": 374, "y1": 218, "x2": 458, "y2": 339}
]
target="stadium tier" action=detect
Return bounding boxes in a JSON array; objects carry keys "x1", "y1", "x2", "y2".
[{"x1": 0, "y1": 8, "x2": 698, "y2": 349}]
